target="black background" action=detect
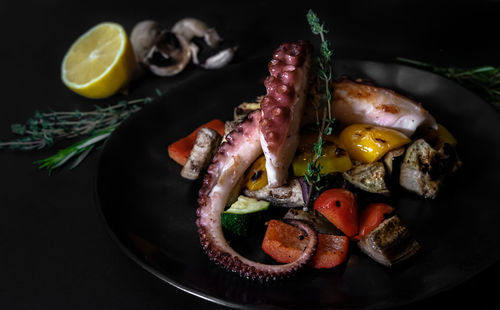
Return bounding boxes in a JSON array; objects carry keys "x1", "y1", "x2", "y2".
[{"x1": 1, "y1": 1, "x2": 499, "y2": 309}]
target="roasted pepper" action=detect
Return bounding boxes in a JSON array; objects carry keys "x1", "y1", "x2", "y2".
[
  {"x1": 292, "y1": 133, "x2": 352, "y2": 176},
  {"x1": 339, "y1": 124, "x2": 411, "y2": 163},
  {"x1": 243, "y1": 155, "x2": 268, "y2": 191},
  {"x1": 437, "y1": 123, "x2": 457, "y2": 146}
]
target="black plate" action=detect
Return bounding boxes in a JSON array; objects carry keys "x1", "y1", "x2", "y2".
[{"x1": 96, "y1": 57, "x2": 500, "y2": 309}]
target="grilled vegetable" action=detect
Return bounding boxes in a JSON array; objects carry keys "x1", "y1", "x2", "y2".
[
  {"x1": 181, "y1": 128, "x2": 222, "y2": 180},
  {"x1": 221, "y1": 195, "x2": 270, "y2": 237},
  {"x1": 399, "y1": 139, "x2": 440, "y2": 198},
  {"x1": 339, "y1": 124, "x2": 411, "y2": 163},
  {"x1": 437, "y1": 123, "x2": 457, "y2": 146},
  {"x1": 283, "y1": 208, "x2": 342, "y2": 235},
  {"x1": 261, "y1": 219, "x2": 349, "y2": 269},
  {"x1": 400, "y1": 139, "x2": 461, "y2": 198},
  {"x1": 311, "y1": 234, "x2": 349, "y2": 269},
  {"x1": 357, "y1": 203, "x2": 395, "y2": 238},
  {"x1": 261, "y1": 219, "x2": 309, "y2": 264},
  {"x1": 343, "y1": 161, "x2": 389, "y2": 194},
  {"x1": 357, "y1": 215, "x2": 420, "y2": 266},
  {"x1": 234, "y1": 98, "x2": 262, "y2": 121},
  {"x1": 243, "y1": 155, "x2": 268, "y2": 191},
  {"x1": 292, "y1": 142, "x2": 352, "y2": 176},
  {"x1": 244, "y1": 178, "x2": 305, "y2": 208},
  {"x1": 383, "y1": 147, "x2": 405, "y2": 176},
  {"x1": 168, "y1": 119, "x2": 225, "y2": 165},
  {"x1": 314, "y1": 188, "x2": 359, "y2": 238}
]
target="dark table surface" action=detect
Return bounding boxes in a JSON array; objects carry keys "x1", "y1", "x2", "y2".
[{"x1": 1, "y1": 1, "x2": 500, "y2": 309}]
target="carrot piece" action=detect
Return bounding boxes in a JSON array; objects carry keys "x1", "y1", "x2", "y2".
[
  {"x1": 167, "y1": 119, "x2": 225, "y2": 166},
  {"x1": 357, "y1": 203, "x2": 394, "y2": 238},
  {"x1": 261, "y1": 220, "x2": 349, "y2": 269},
  {"x1": 311, "y1": 234, "x2": 349, "y2": 269},
  {"x1": 314, "y1": 188, "x2": 359, "y2": 238}
]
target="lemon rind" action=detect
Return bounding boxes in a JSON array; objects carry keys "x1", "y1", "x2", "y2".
[{"x1": 61, "y1": 22, "x2": 127, "y2": 89}]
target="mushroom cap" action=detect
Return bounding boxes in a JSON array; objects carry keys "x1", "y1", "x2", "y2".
[
  {"x1": 130, "y1": 20, "x2": 162, "y2": 64},
  {"x1": 172, "y1": 17, "x2": 209, "y2": 42},
  {"x1": 146, "y1": 30, "x2": 191, "y2": 77}
]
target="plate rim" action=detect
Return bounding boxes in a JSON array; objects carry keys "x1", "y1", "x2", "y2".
[{"x1": 94, "y1": 57, "x2": 500, "y2": 310}]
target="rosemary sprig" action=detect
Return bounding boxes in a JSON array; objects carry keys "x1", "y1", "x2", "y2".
[
  {"x1": 0, "y1": 95, "x2": 155, "y2": 173},
  {"x1": 397, "y1": 57, "x2": 500, "y2": 109},
  {"x1": 34, "y1": 127, "x2": 114, "y2": 174},
  {"x1": 305, "y1": 9, "x2": 336, "y2": 207}
]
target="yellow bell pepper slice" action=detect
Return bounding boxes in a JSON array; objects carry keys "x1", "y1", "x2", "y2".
[
  {"x1": 437, "y1": 124, "x2": 457, "y2": 146},
  {"x1": 244, "y1": 155, "x2": 268, "y2": 191},
  {"x1": 292, "y1": 136, "x2": 352, "y2": 176},
  {"x1": 339, "y1": 124, "x2": 411, "y2": 163}
]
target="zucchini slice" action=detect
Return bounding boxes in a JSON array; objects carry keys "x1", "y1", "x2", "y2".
[{"x1": 221, "y1": 195, "x2": 270, "y2": 237}]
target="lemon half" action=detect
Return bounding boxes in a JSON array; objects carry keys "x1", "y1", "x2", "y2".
[{"x1": 61, "y1": 22, "x2": 136, "y2": 99}]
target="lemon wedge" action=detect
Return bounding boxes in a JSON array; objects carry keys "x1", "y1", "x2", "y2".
[{"x1": 61, "y1": 22, "x2": 136, "y2": 99}]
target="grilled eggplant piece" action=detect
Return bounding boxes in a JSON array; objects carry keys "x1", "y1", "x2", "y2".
[
  {"x1": 383, "y1": 147, "x2": 405, "y2": 176},
  {"x1": 283, "y1": 208, "x2": 342, "y2": 235},
  {"x1": 358, "y1": 215, "x2": 420, "y2": 266},
  {"x1": 223, "y1": 120, "x2": 239, "y2": 142},
  {"x1": 223, "y1": 97, "x2": 263, "y2": 143},
  {"x1": 343, "y1": 162, "x2": 389, "y2": 194},
  {"x1": 181, "y1": 128, "x2": 222, "y2": 180},
  {"x1": 243, "y1": 178, "x2": 305, "y2": 208},
  {"x1": 233, "y1": 97, "x2": 262, "y2": 121},
  {"x1": 399, "y1": 139, "x2": 439, "y2": 198}
]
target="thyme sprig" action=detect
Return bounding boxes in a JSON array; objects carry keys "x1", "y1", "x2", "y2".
[
  {"x1": 397, "y1": 57, "x2": 500, "y2": 109},
  {"x1": 0, "y1": 95, "x2": 155, "y2": 173},
  {"x1": 305, "y1": 9, "x2": 336, "y2": 207}
]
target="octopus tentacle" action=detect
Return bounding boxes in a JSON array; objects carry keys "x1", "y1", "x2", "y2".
[
  {"x1": 260, "y1": 40, "x2": 313, "y2": 187},
  {"x1": 197, "y1": 110, "x2": 318, "y2": 281},
  {"x1": 331, "y1": 78, "x2": 437, "y2": 137}
]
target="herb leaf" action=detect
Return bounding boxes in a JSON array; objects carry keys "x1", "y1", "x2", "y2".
[
  {"x1": 0, "y1": 96, "x2": 155, "y2": 173},
  {"x1": 305, "y1": 9, "x2": 336, "y2": 208},
  {"x1": 397, "y1": 57, "x2": 500, "y2": 109}
]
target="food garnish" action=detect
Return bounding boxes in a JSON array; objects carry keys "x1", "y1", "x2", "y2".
[
  {"x1": 0, "y1": 17, "x2": 236, "y2": 174},
  {"x1": 0, "y1": 96, "x2": 154, "y2": 172},
  {"x1": 61, "y1": 22, "x2": 136, "y2": 99},
  {"x1": 397, "y1": 57, "x2": 500, "y2": 109},
  {"x1": 303, "y1": 10, "x2": 336, "y2": 204}
]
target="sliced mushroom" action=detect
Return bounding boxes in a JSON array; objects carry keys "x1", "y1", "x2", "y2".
[
  {"x1": 171, "y1": 17, "x2": 209, "y2": 41},
  {"x1": 130, "y1": 20, "x2": 163, "y2": 65},
  {"x1": 172, "y1": 17, "x2": 237, "y2": 69},
  {"x1": 145, "y1": 30, "x2": 191, "y2": 76}
]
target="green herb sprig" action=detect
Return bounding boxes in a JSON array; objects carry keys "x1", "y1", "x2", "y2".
[
  {"x1": 0, "y1": 95, "x2": 156, "y2": 173},
  {"x1": 397, "y1": 57, "x2": 500, "y2": 109},
  {"x1": 305, "y1": 9, "x2": 336, "y2": 207}
]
